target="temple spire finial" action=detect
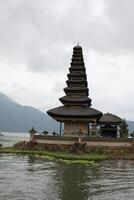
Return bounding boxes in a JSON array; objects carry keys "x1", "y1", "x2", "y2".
[{"x1": 77, "y1": 42, "x2": 79, "y2": 46}]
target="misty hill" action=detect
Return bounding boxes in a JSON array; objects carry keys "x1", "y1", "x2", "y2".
[
  {"x1": 127, "y1": 121, "x2": 134, "y2": 133},
  {"x1": 0, "y1": 92, "x2": 134, "y2": 133},
  {"x1": 0, "y1": 93, "x2": 59, "y2": 133}
]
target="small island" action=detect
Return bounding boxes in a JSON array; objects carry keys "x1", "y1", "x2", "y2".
[{"x1": 0, "y1": 45, "x2": 134, "y2": 163}]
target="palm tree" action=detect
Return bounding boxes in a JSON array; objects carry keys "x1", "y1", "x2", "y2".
[{"x1": 119, "y1": 119, "x2": 129, "y2": 138}]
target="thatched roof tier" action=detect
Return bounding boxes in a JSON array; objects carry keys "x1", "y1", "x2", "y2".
[
  {"x1": 70, "y1": 61, "x2": 85, "y2": 67},
  {"x1": 47, "y1": 106, "x2": 102, "y2": 122},
  {"x1": 71, "y1": 57, "x2": 84, "y2": 62},
  {"x1": 66, "y1": 80, "x2": 87, "y2": 87},
  {"x1": 67, "y1": 73, "x2": 87, "y2": 79},
  {"x1": 64, "y1": 87, "x2": 89, "y2": 96},
  {"x1": 59, "y1": 96, "x2": 91, "y2": 106},
  {"x1": 99, "y1": 113, "x2": 122, "y2": 125},
  {"x1": 69, "y1": 66, "x2": 86, "y2": 72},
  {"x1": 73, "y1": 44, "x2": 82, "y2": 49},
  {"x1": 72, "y1": 52, "x2": 83, "y2": 56},
  {"x1": 72, "y1": 46, "x2": 82, "y2": 54}
]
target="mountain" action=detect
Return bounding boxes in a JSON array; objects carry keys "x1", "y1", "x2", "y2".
[
  {"x1": 127, "y1": 121, "x2": 134, "y2": 133},
  {"x1": 0, "y1": 92, "x2": 134, "y2": 134},
  {"x1": 0, "y1": 93, "x2": 59, "y2": 133}
]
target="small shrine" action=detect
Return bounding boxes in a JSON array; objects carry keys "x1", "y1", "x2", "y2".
[{"x1": 99, "y1": 113, "x2": 122, "y2": 138}]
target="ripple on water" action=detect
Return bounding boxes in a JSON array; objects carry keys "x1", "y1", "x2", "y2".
[
  {"x1": 86, "y1": 160, "x2": 134, "y2": 200},
  {"x1": 0, "y1": 155, "x2": 134, "y2": 200}
]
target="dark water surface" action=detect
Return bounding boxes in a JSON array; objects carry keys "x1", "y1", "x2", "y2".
[{"x1": 0, "y1": 155, "x2": 134, "y2": 200}]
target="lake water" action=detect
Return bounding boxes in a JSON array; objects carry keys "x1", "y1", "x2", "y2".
[
  {"x1": 0, "y1": 133, "x2": 134, "y2": 200},
  {"x1": 0, "y1": 132, "x2": 29, "y2": 147}
]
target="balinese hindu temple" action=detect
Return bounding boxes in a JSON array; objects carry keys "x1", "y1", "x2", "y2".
[{"x1": 47, "y1": 45, "x2": 122, "y2": 138}]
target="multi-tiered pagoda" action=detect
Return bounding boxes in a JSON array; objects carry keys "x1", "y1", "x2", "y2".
[{"x1": 47, "y1": 44, "x2": 102, "y2": 136}]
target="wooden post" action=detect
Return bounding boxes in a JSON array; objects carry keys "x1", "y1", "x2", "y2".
[
  {"x1": 88, "y1": 123, "x2": 90, "y2": 137},
  {"x1": 60, "y1": 122, "x2": 62, "y2": 136},
  {"x1": 100, "y1": 125, "x2": 102, "y2": 138},
  {"x1": 117, "y1": 125, "x2": 120, "y2": 138}
]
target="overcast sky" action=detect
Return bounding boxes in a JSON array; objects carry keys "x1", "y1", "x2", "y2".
[{"x1": 0, "y1": 0, "x2": 134, "y2": 120}]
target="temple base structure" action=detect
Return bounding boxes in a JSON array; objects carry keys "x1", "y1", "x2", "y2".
[{"x1": 64, "y1": 121, "x2": 88, "y2": 135}]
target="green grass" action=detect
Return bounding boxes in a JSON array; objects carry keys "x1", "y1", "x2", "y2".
[
  {"x1": 1, "y1": 147, "x2": 134, "y2": 162},
  {"x1": 0, "y1": 147, "x2": 107, "y2": 162}
]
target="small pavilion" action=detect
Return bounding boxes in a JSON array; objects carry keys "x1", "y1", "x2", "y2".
[
  {"x1": 99, "y1": 113, "x2": 122, "y2": 138},
  {"x1": 47, "y1": 44, "x2": 102, "y2": 136}
]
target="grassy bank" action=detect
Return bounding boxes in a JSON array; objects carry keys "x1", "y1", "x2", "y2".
[
  {"x1": 1, "y1": 147, "x2": 134, "y2": 162},
  {"x1": 0, "y1": 147, "x2": 107, "y2": 162}
]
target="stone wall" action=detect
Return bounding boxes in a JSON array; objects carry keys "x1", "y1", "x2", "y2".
[
  {"x1": 33, "y1": 135, "x2": 133, "y2": 148},
  {"x1": 64, "y1": 121, "x2": 88, "y2": 135}
]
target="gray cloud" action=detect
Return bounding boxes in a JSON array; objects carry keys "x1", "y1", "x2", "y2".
[
  {"x1": 0, "y1": 0, "x2": 134, "y2": 72},
  {"x1": 104, "y1": 0, "x2": 134, "y2": 51},
  {"x1": 0, "y1": 0, "x2": 134, "y2": 120},
  {"x1": 0, "y1": 0, "x2": 104, "y2": 71}
]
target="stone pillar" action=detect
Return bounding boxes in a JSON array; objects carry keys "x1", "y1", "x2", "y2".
[
  {"x1": 88, "y1": 123, "x2": 90, "y2": 137},
  {"x1": 78, "y1": 136, "x2": 82, "y2": 143},
  {"x1": 89, "y1": 123, "x2": 92, "y2": 138},
  {"x1": 90, "y1": 120, "x2": 98, "y2": 137},
  {"x1": 97, "y1": 125, "x2": 101, "y2": 138},
  {"x1": 117, "y1": 125, "x2": 120, "y2": 138},
  {"x1": 60, "y1": 122, "x2": 62, "y2": 136}
]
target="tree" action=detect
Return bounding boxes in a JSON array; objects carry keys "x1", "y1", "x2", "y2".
[
  {"x1": 42, "y1": 130, "x2": 49, "y2": 135},
  {"x1": 130, "y1": 130, "x2": 134, "y2": 138},
  {"x1": 119, "y1": 119, "x2": 129, "y2": 138},
  {"x1": 52, "y1": 131, "x2": 58, "y2": 136},
  {"x1": 28, "y1": 127, "x2": 37, "y2": 141}
]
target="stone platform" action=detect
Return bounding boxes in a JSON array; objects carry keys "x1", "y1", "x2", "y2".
[{"x1": 33, "y1": 135, "x2": 133, "y2": 148}]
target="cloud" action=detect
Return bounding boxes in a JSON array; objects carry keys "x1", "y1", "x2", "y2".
[
  {"x1": 0, "y1": 0, "x2": 105, "y2": 72},
  {"x1": 0, "y1": 0, "x2": 134, "y2": 120},
  {"x1": 84, "y1": 49, "x2": 134, "y2": 117},
  {"x1": 0, "y1": 0, "x2": 134, "y2": 67},
  {"x1": 103, "y1": 0, "x2": 134, "y2": 51}
]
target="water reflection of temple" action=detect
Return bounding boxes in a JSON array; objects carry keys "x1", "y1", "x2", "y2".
[
  {"x1": 47, "y1": 44, "x2": 122, "y2": 138},
  {"x1": 56, "y1": 164, "x2": 90, "y2": 200}
]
